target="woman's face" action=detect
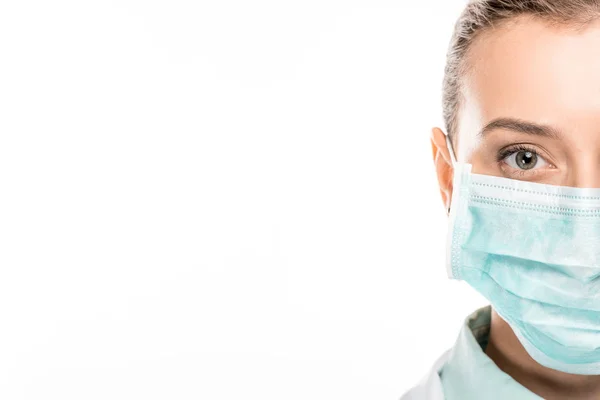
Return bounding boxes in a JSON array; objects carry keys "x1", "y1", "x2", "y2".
[{"x1": 433, "y1": 16, "x2": 600, "y2": 207}]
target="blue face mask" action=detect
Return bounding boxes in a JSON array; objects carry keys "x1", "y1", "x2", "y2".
[{"x1": 445, "y1": 136, "x2": 600, "y2": 375}]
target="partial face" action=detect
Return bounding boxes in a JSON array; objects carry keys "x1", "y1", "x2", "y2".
[{"x1": 457, "y1": 16, "x2": 600, "y2": 188}]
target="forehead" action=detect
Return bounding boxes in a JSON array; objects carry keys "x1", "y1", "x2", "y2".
[{"x1": 463, "y1": 16, "x2": 600, "y2": 136}]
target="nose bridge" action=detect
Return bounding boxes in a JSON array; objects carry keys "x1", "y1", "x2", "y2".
[{"x1": 568, "y1": 151, "x2": 600, "y2": 188}]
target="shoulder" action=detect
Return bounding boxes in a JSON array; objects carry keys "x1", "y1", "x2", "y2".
[{"x1": 399, "y1": 349, "x2": 450, "y2": 400}]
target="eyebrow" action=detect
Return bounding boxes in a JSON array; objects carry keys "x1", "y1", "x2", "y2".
[{"x1": 478, "y1": 117, "x2": 563, "y2": 140}]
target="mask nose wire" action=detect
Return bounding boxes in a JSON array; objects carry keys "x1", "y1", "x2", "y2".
[{"x1": 445, "y1": 134, "x2": 457, "y2": 166}]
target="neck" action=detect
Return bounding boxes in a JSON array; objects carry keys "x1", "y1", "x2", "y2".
[{"x1": 485, "y1": 307, "x2": 600, "y2": 399}]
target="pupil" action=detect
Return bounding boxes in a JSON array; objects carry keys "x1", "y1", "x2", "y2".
[{"x1": 516, "y1": 151, "x2": 537, "y2": 170}]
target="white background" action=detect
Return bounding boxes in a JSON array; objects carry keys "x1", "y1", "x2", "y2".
[{"x1": 0, "y1": 1, "x2": 487, "y2": 398}]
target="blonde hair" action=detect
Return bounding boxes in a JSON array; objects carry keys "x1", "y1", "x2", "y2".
[{"x1": 443, "y1": 0, "x2": 600, "y2": 145}]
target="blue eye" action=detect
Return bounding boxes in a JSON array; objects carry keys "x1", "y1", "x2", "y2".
[{"x1": 503, "y1": 150, "x2": 549, "y2": 170}]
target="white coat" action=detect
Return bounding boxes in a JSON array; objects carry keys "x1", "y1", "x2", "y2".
[{"x1": 399, "y1": 349, "x2": 450, "y2": 400}]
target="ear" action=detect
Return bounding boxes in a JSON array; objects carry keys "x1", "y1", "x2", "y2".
[{"x1": 430, "y1": 127, "x2": 454, "y2": 212}]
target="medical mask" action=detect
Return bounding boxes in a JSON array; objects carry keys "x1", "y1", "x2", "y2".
[{"x1": 445, "y1": 136, "x2": 600, "y2": 375}]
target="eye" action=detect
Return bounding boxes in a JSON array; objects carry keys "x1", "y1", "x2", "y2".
[{"x1": 503, "y1": 149, "x2": 549, "y2": 171}]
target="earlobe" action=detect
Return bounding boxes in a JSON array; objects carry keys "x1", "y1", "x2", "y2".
[{"x1": 430, "y1": 127, "x2": 454, "y2": 212}]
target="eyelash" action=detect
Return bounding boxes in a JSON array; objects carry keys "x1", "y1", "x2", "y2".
[
  {"x1": 495, "y1": 144, "x2": 552, "y2": 177},
  {"x1": 496, "y1": 144, "x2": 540, "y2": 163}
]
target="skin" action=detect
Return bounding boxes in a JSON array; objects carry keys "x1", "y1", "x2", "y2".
[{"x1": 431, "y1": 15, "x2": 600, "y2": 400}]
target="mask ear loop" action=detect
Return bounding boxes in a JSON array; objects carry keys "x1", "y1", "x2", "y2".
[
  {"x1": 444, "y1": 135, "x2": 456, "y2": 214},
  {"x1": 445, "y1": 134, "x2": 457, "y2": 166}
]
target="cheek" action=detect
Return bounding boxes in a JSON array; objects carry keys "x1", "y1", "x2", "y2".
[{"x1": 465, "y1": 147, "x2": 504, "y2": 177}]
